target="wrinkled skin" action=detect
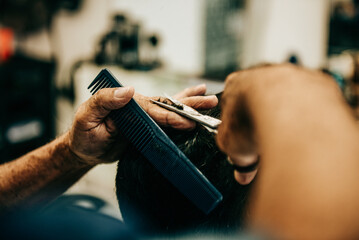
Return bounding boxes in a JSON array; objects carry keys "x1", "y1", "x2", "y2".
[{"x1": 69, "y1": 84, "x2": 218, "y2": 166}]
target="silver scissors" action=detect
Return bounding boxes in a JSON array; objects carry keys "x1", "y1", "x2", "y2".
[{"x1": 150, "y1": 94, "x2": 222, "y2": 134}]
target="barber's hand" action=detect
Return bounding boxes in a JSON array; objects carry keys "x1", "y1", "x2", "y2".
[
  {"x1": 68, "y1": 87, "x2": 135, "y2": 166},
  {"x1": 135, "y1": 84, "x2": 218, "y2": 130},
  {"x1": 67, "y1": 84, "x2": 217, "y2": 166}
]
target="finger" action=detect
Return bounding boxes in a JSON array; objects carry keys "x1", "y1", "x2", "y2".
[
  {"x1": 234, "y1": 169, "x2": 258, "y2": 185},
  {"x1": 86, "y1": 87, "x2": 134, "y2": 122},
  {"x1": 149, "y1": 105, "x2": 196, "y2": 130},
  {"x1": 146, "y1": 102, "x2": 196, "y2": 130},
  {"x1": 135, "y1": 93, "x2": 196, "y2": 130},
  {"x1": 173, "y1": 84, "x2": 207, "y2": 99},
  {"x1": 181, "y1": 95, "x2": 218, "y2": 110}
]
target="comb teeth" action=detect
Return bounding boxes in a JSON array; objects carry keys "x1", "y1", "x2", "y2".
[
  {"x1": 109, "y1": 110, "x2": 153, "y2": 151},
  {"x1": 88, "y1": 69, "x2": 223, "y2": 214},
  {"x1": 90, "y1": 77, "x2": 113, "y2": 93}
]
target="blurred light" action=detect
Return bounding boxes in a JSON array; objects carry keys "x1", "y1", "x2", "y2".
[{"x1": 0, "y1": 28, "x2": 14, "y2": 63}]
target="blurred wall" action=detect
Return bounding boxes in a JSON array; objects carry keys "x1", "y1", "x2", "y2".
[
  {"x1": 52, "y1": 0, "x2": 110, "y2": 135},
  {"x1": 52, "y1": 0, "x2": 331, "y2": 88},
  {"x1": 241, "y1": 0, "x2": 330, "y2": 69},
  {"x1": 52, "y1": 0, "x2": 110, "y2": 87},
  {"x1": 52, "y1": 0, "x2": 205, "y2": 85}
]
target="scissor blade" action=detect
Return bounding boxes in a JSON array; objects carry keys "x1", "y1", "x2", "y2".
[{"x1": 151, "y1": 100, "x2": 221, "y2": 129}]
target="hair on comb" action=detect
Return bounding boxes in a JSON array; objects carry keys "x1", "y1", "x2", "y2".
[{"x1": 88, "y1": 69, "x2": 223, "y2": 214}]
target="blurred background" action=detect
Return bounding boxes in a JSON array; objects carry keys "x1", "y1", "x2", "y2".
[{"x1": 1, "y1": 0, "x2": 359, "y2": 218}]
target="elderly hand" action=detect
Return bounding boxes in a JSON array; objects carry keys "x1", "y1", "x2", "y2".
[
  {"x1": 0, "y1": 83, "x2": 217, "y2": 211},
  {"x1": 68, "y1": 87, "x2": 135, "y2": 166},
  {"x1": 67, "y1": 84, "x2": 218, "y2": 166}
]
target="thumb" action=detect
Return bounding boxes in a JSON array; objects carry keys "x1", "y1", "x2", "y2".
[{"x1": 87, "y1": 86, "x2": 135, "y2": 121}]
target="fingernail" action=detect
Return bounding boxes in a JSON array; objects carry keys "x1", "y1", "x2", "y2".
[
  {"x1": 207, "y1": 95, "x2": 218, "y2": 101},
  {"x1": 114, "y1": 87, "x2": 133, "y2": 98}
]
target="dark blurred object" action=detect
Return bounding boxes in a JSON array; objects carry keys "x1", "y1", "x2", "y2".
[
  {"x1": 328, "y1": 0, "x2": 359, "y2": 54},
  {"x1": 326, "y1": 51, "x2": 359, "y2": 118},
  {"x1": 322, "y1": 68, "x2": 346, "y2": 92},
  {"x1": 0, "y1": 194, "x2": 137, "y2": 240},
  {"x1": 0, "y1": 55, "x2": 55, "y2": 163},
  {"x1": 0, "y1": 0, "x2": 81, "y2": 161},
  {"x1": 95, "y1": 14, "x2": 161, "y2": 71},
  {"x1": 288, "y1": 53, "x2": 301, "y2": 65},
  {"x1": 346, "y1": 52, "x2": 359, "y2": 118},
  {"x1": 0, "y1": 0, "x2": 82, "y2": 34}
]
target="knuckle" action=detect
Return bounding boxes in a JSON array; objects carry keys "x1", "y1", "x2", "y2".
[
  {"x1": 91, "y1": 89, "x2": 114, "y2": 112},
  {"x1": 164, "y1": 111, "x2": 172, "y2": 126},
  {"x1": 76, "y1": 101, "x2": 87, "y2": 114},
  {"x1": 166, "y1": 112, "x2": 186, "y2": 128},
  {"x1": 152, "y1": 108, "x2": 168, "y2": 126},
  {"x1": 158, "y1": 96, "x2": 166, "y2": 102},
  {"x1": 92, "y1": 91, "x2": 102, "y2": 106}
]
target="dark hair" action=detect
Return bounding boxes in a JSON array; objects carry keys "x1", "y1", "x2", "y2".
[{"x1": 115, "y1": 93, "x2": 251, "y2": 236}]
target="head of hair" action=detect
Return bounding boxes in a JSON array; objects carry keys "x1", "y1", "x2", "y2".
[{"x1": 115, "y1": 93, "x2": 251, "y2": 236}]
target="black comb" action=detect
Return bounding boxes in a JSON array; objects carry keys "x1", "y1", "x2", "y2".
[{"x1": 88, "y1": 69, "x2": 223, "y2": 214}]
